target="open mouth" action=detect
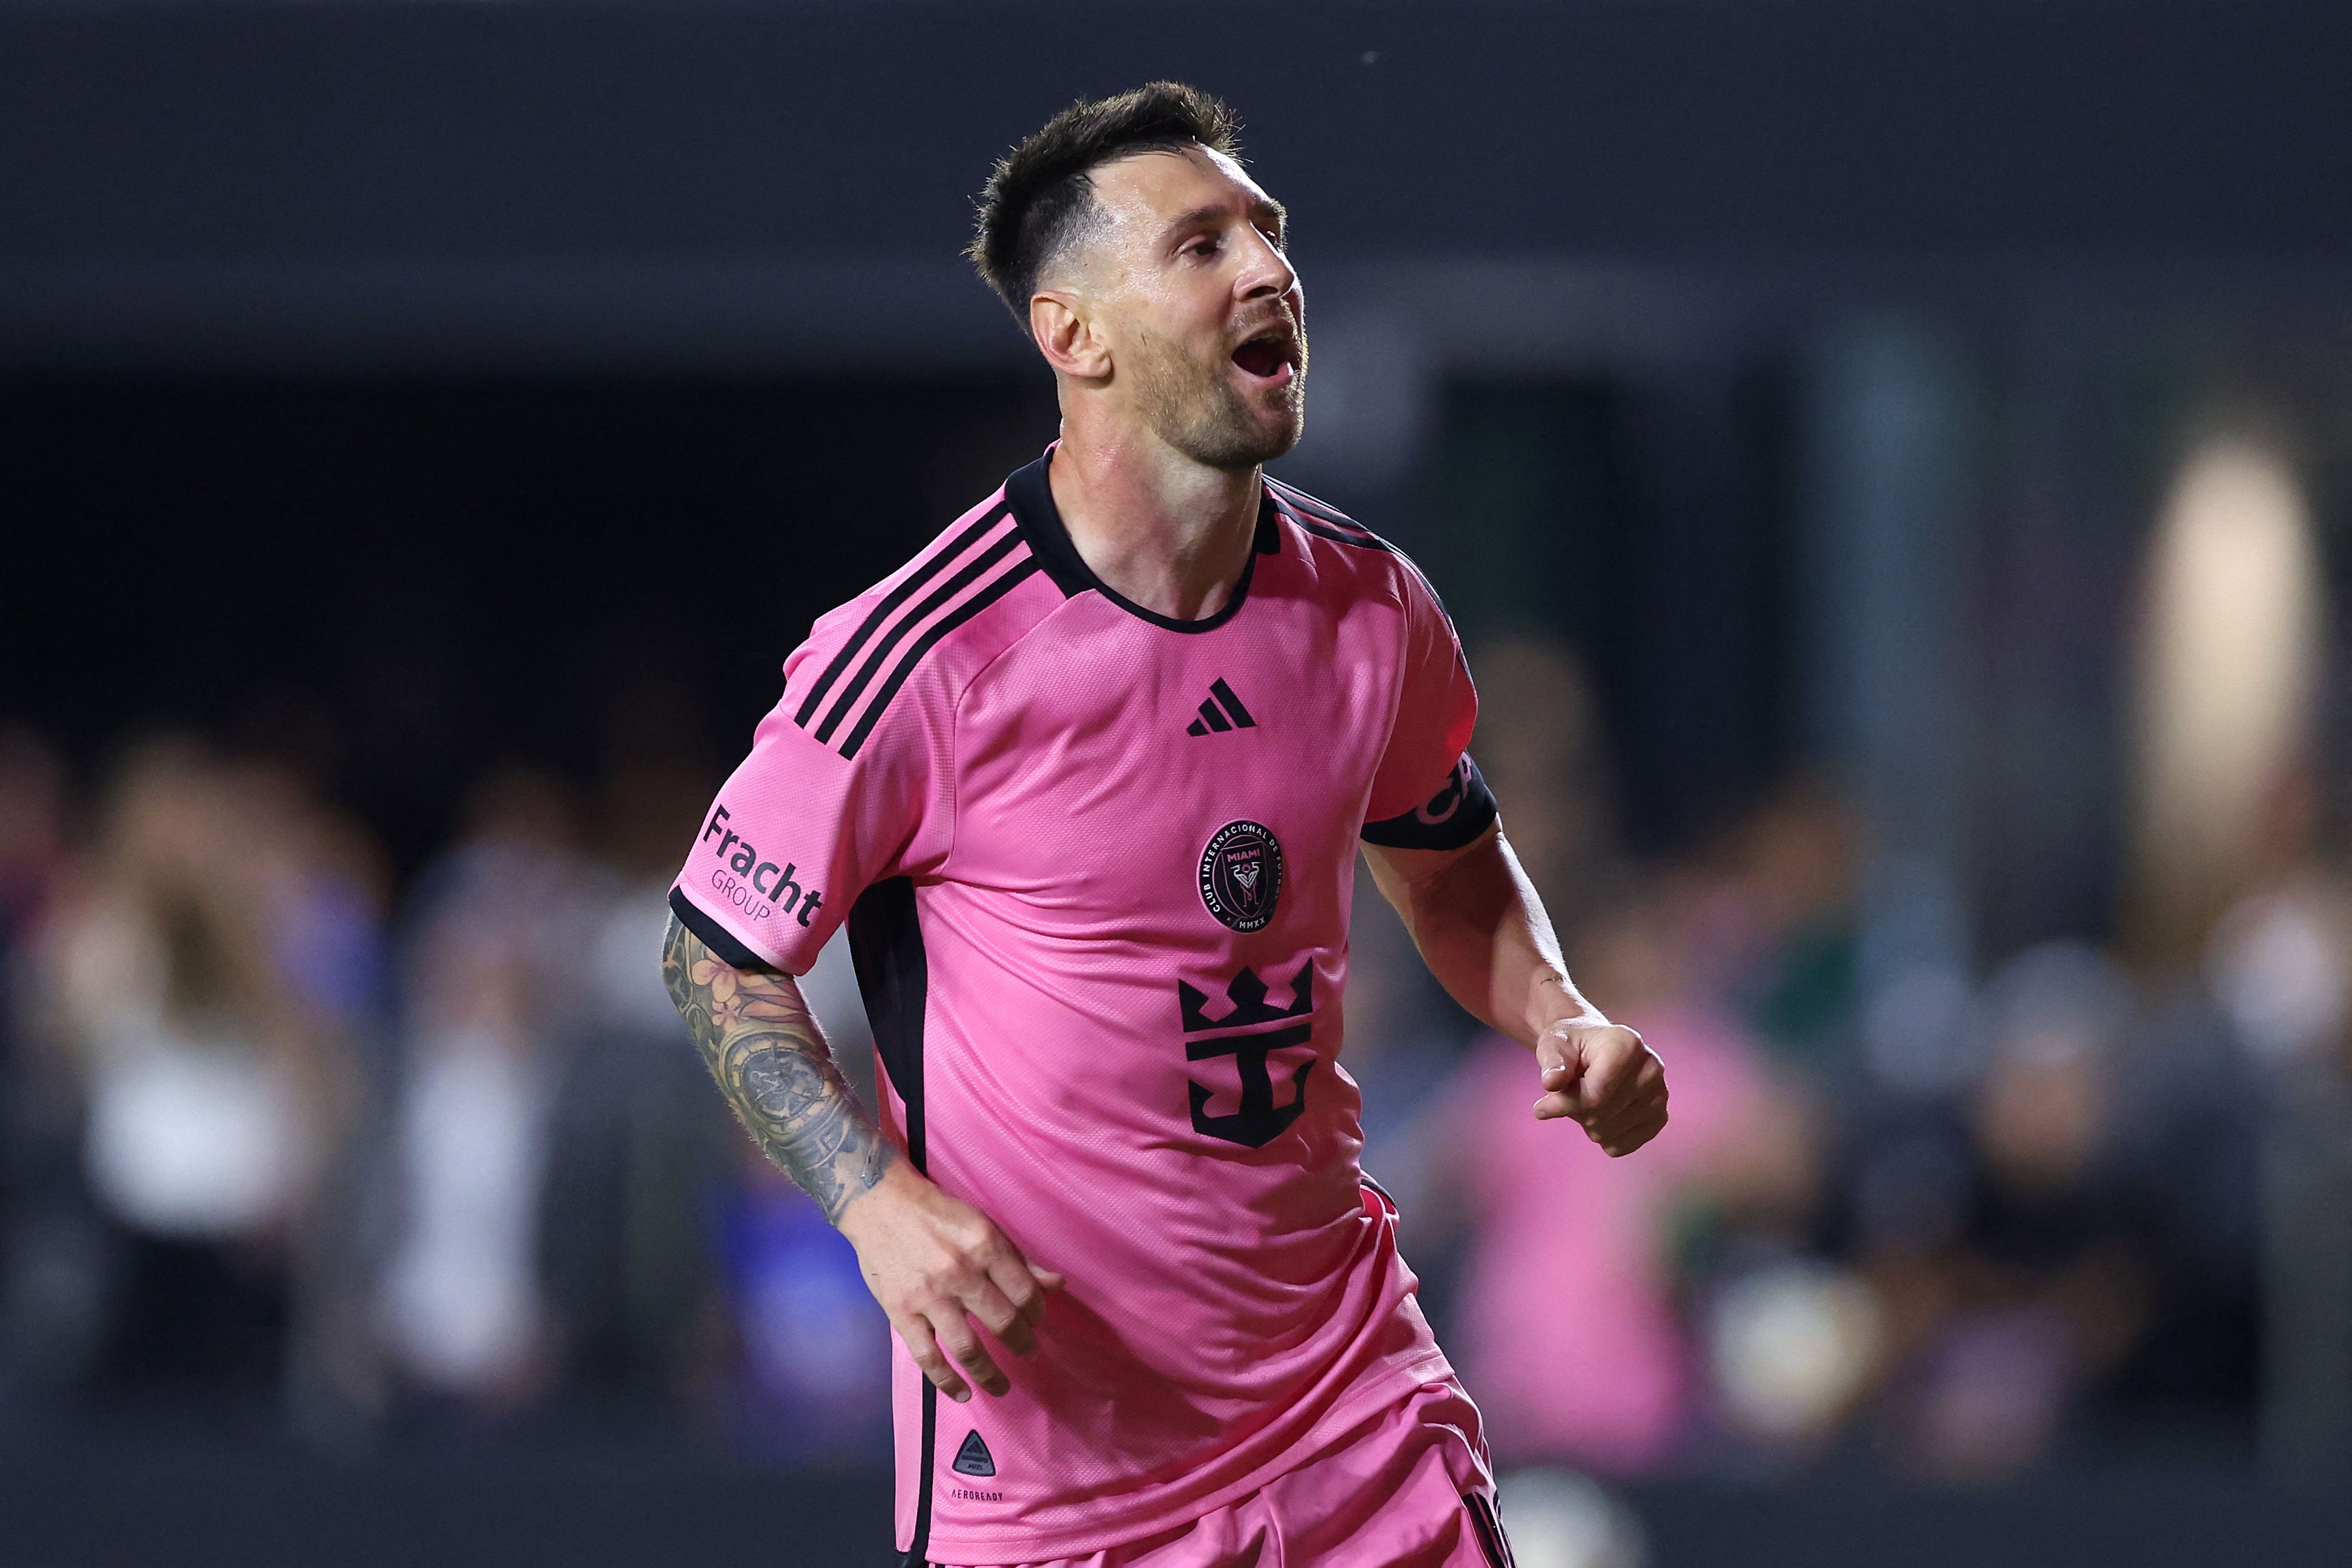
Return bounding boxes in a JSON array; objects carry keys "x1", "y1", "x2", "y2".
[{"x1": 1231, "y1": 325, "x2": 1298, "y2": 383}]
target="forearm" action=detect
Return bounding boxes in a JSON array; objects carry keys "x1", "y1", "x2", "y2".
[
  {"x1": 1370, "y1": 827, "x2": 1602, "y2": 1047},
  {"x1": 661, "y1": 913, "x2": 899, "y2": 1223}
]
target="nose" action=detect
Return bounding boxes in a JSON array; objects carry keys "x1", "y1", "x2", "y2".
[{"x1": 1236, "y1": 228, "x2": 1298, "y2": 307}]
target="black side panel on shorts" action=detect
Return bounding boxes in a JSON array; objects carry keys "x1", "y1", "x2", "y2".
[
  {"x1": 1462, "y1": 1489, "x2": 1515, "y2": 1568},
  {"x1": 905, "y1": 1382, "x2": 936, "y2": 1568},
  {"x1": 845, "y1": 875, "x2": 935, "y2": 1567}
]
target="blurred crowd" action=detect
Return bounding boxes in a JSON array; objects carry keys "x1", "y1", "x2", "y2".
[
  {"x1": 0, "y1": 634, "x2": 2340, "y2": 1487},
  {"x1": 0, "y1": 720, "x2": 891, "y2": 1455},
  {"x1": 1358, "y1": 633, "x2": 2338, "y2": 1489}
]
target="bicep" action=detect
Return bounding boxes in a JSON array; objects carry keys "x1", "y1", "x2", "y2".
[{"x1": 1362, "y1": 818, "x2": 1502, "y2": 924}]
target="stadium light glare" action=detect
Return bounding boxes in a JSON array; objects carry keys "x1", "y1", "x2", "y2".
[{"x1": 2131, "y1": 436, "x2": 2322, "y2": 945}]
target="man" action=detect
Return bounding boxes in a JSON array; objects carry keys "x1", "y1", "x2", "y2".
[{"x1": 662, "y1": 82, "x2": 1667, "y2": 1568}]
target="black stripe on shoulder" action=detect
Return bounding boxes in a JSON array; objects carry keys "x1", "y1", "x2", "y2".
[
  {"x1": 1267, "y1": 476, "x2": 1375, "y2": 535},
  {"x1": 1268, "y1": 486, "x2": 1395, "y2": 558},
  {"x1": 813, "y1": 529, "x2": 1025, "y2": 745},
  {"x1": 793, "y1": 511, "x2": 1006, "y2": 729},
  {"x1": 838, "y1": 556, "x2": 1041, "y2": 761},
  {"x1": 1274, "y1": 486, "x2": 1459, "y2": 618},
  {"x1": 668, "y1": 887, "x2": 775, "y2": 972},
  {"x1": 1291, "y1": 515, "x2": 1399, "y2": 554}
]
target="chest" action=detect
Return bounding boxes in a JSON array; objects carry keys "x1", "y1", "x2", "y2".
[{"x1": 945, "y1": 595, "x2": 1398, "y2": 921}]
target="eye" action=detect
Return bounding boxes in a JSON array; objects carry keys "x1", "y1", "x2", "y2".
[{"x1": 1182, "y1": 234, "x2": 1222, "y2": 260}]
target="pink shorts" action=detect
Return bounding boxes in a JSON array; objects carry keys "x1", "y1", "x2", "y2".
[{"x1": 940, "y1": 1378, "x2": 1515, "y2": 1568}]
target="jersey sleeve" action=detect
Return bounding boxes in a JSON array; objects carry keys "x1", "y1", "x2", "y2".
[
  {"x1": 667, "y1": 617, "x2": 954, "y2": 975},
  {"x1": 1360, "y1": 564, "x2": 1496, "y2": 851}
]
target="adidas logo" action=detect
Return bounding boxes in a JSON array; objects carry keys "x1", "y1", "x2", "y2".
[{"x1": 1185, "y1": 679, "x2": 1257, "y2": 737}]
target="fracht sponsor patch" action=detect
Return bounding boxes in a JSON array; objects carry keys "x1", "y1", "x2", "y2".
[{"x1": 699, "y1": 804, "x2": 824, "y2": 927}]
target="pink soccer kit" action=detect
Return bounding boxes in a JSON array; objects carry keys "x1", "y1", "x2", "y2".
[{"x1": 670, "y1": 451, "x2": 1510, "y2": 1566}]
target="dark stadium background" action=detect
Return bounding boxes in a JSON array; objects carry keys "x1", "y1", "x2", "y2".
[{"x1": 6, "y1": 4, "x2": 2352, "y2": 1564}]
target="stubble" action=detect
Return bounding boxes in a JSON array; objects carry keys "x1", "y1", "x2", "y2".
[{"x1": 1129, "y1": 326, "x2": 1307, "y2": 471}]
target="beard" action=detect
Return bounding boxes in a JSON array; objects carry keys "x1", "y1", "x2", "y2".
[{"x1": 1127, "y1": 324, "x2": 1308, "y2": 471}]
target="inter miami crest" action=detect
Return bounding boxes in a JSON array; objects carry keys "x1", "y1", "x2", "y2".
[{"x1": 1199, "y1": 820, "x2": 1283, "y2": 932}]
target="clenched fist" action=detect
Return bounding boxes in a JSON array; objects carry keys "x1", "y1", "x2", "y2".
[{"x1": 1533, "y1": 1018, "x2": 1668, "y2": 1156}]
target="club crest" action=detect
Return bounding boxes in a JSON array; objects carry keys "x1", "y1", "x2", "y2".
[{"x1": 1199, "y1": 819, "x2": 1283, "y2": 933}]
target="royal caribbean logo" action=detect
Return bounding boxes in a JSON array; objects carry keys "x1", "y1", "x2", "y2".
[
  {"x1": 1198, "y1": 819, "x2": 1282, "y2": 933},
  {"x1": 1179, "y1": 959, "x2": 1314, "y2": 1148}
]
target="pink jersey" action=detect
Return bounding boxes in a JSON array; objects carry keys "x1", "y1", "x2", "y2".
[{"x1": 670, "y1": 449, "x2": 1496, "y2": 1564}]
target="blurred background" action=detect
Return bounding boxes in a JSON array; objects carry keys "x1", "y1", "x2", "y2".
[{"x1": 6, "y1": 3, "x2": 2352, "y2": 1563}]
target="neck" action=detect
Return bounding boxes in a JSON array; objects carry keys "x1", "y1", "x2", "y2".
[{"x1": 1046, "y1": 420, "x2": 1260, "y2": 623}]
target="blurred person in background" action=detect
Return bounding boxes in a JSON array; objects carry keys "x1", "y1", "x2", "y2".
[
  {"x1": 2170, "y1": 766, "x2": 2323, "y2": 1465},
  {"x1": 378, "y1": 736, "x2": 781, "y2": 1427},
  {"x1": 1859, "y1": 944, "x2": 2152, "y2": 1481},
  {"x1": 0, "y1": 728, "x2": 85, "y2": 1400},
  {"x1": 710, "y1": 1106, "x2": 895, "y2": 1457},
  {"x1": 1733, "y1": 778, "x2": 1865, "y2": 1080},
  {"x1": 1675, "y1": 778, "x2": 1893, "y2": 1467},
  {"x1": 1462, "y1": 635, "x2": 1633, "y2": 940},
  {"x1": 551, "y1": 688, "x2": 726, "y2": 1403},
  {"x1": 35, "y1": 736, "x2": 372, "y2": 1406},
  {"x1": 0, "y1": 729, "x2": 66, "y2": 993},
  {"x1": 538, "y1": 723, "x2": 775, "y2": 1419},
  {"x1": 376, "y1": 768, "x2": 590, "y2": 1412}
]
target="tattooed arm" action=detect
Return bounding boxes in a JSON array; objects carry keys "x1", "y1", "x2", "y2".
[
  {"x1": 661, "y1": 911, "x2": 897, "y2": 1220},
  {"x1": 662, "y1": 913, "x2": 1063, "y2": 1399}
]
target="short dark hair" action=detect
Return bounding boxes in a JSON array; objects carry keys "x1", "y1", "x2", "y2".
[{"x1": 968, "y1": 82, "x2": 1243, "y2": 324}]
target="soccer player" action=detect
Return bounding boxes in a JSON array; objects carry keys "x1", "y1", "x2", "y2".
[{"x1": 662, "y1": 82, "x2": 1668, "y2": 1568}]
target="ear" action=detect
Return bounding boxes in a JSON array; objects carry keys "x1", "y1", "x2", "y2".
[{"x1": 1031, "y1": 292, "x2": 1111, "y2": 381}]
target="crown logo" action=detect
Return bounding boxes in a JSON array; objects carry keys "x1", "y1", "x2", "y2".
[{"x1": 1179, "y1": 959, "x2": 1314, "y2": 1035}]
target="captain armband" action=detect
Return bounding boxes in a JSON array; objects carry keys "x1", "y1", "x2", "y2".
[{"x1": 1360, "y1": 752, "x2": 1498, "y2": 852}]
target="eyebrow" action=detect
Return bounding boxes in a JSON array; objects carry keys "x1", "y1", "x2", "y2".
[{"x1": 1162, "y1": 196, "x2": 1289, "y2": 245}]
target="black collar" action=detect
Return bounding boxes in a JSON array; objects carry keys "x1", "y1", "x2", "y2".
[{"x1": 1003, "y1": 452, "x2": 1280, "y2": 635}]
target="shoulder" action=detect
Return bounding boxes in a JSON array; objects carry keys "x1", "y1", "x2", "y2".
[
  {"x1": 1265, "y1": 475, "x2": 1390, "y2": 553},
  {"x1": 1263, "y1": 475, "x2": 1449, "y2": 621},
  {"x1": 779, "y1": 486, "x2": 1059, "y2": 762}
]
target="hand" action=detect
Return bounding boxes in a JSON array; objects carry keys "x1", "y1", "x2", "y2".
[
  {"x1": 836, "y1": 1161, "x2": 1064, "y2": 1403},
  {"x1": 1533, "y1": 1017, "x2": 1668, "y2": 1156}
]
